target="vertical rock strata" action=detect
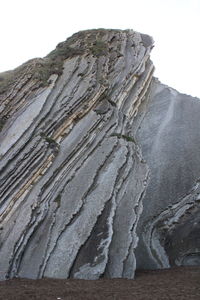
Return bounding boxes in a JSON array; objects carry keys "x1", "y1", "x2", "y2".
[{"x1": 0, "y1": 29, "x2": 153, "y2": 279}]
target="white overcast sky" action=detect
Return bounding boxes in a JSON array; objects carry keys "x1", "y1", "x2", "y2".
[{"x1": 0, "y1": 0, "x2": 200, "y2": 98}]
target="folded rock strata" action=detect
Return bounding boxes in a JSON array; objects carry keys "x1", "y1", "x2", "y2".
[
  {"x1": 0, "y1": 29, "x2": 199, "y2": 280},
  {"x1": 134, "y1": 79, "x2": 200, "y2": 269}
]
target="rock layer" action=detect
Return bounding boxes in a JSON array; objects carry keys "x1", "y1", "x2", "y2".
[
  {"x1": 0, "y1": 29, "x2": 153, "y2": 279},
  {"x1": 0, "y1": 29, "x2": 199, "y2": 280}
]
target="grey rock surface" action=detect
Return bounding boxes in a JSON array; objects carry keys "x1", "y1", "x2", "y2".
[
  {"x1": 0, "y1": 29, "x2": 199, "y2": 280},
  {"x1": 134, "y1": 79, "x2": 200, "y2": 269},
  {"x1": 0, "y1": 29, "x2": 152, "y2": 280}
]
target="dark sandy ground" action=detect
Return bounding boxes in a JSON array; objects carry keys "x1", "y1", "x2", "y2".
[{"x1": 0, "y1": 266, "x2": 199, "y2": 300}]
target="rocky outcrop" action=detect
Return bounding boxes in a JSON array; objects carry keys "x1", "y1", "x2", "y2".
[
  {"x1": 0, "y1": 29, "x2": 153, "y2": 280},
  {"x1": 0, "y1": 29, "x2": 199, "y2": 280}
]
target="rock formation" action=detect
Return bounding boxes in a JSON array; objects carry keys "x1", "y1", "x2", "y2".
[
  {"x1": 135, "y1": 79, "x2": 200, "y2": 270},
  {"x1": 0, "y1": 29, "x2": 199, "y2": 280}
]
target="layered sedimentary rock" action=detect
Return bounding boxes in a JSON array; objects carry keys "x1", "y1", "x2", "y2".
[
  {"x1": 0, "y1": 29, "x2": 199, "y2": 280},
  {"x1": 0, "y1": 29, "x2": 153, "y2": 280}
]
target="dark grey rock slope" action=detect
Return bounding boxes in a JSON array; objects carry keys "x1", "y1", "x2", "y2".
[
  {"x1": 0, "y1": 29, "x2": 199, "y2": 280},
  {"x1": 135, "y1": 79, "x2": 200, "y2": 270}
]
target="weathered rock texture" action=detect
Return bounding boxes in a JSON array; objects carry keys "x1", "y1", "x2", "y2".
[
  {"x1": 134, "y1": 79, "x2": 200, "y2": 270},
  {"x1": 0, "y1": 29, "x2": 199, "y2": 280}
]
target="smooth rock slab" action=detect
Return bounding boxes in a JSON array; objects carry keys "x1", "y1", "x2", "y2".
[{"x1": 135, "y1": 78, "x2": 200, "y2": 269}]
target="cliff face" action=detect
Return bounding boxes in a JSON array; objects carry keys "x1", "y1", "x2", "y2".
[
  {"x1": 135, "y1": 79, "x2": 200, "y2": 270},
  {"x1": 0, "y1": 29, "x2": 199, "y2": 280}
]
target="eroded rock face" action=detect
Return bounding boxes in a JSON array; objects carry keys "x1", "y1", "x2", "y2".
[
  {"x1": 0, "y1": 29, "x2": 153, "y2": 279},
  {"x1": 0, "y1": 29, "x2": 199, "y2": 280}
]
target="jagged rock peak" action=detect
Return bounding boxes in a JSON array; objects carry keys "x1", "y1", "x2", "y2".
[
  {"x1": 0, "y1": 28, "x2": 154, "y2": 133},
  {"x1": 0, "y1": 29, "x2": 154, "y2": 95}
]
